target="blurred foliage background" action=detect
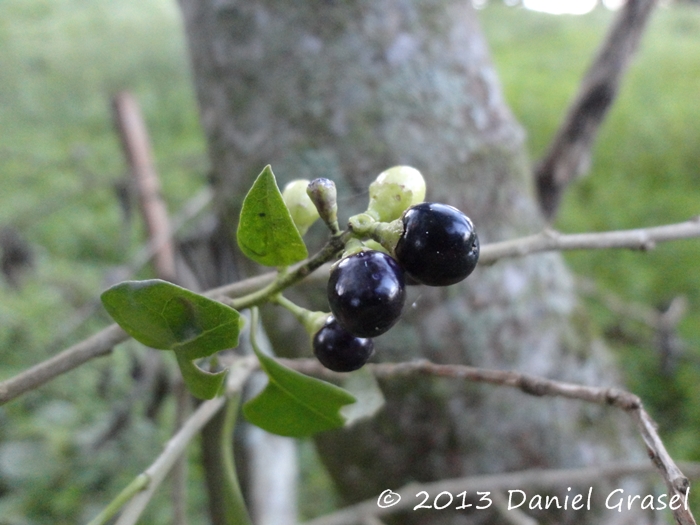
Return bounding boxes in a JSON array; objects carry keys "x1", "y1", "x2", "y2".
[{"x1": 0, "y1": 0, "x2": 698, "y2": 522}]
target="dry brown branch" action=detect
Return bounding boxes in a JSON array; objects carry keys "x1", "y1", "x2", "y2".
[
  {"x1": 113, "y1": 91, "x2": 177, "y2": 282},
  {"x1": 285, "y1": 359, "x2": 696, "y2": 525},
  {"x1": 478, "y1": 217, "x2": 700, "y2": 264},
  {"x1": 535, "y1": 0, "x2": 658, "y2": 219}
]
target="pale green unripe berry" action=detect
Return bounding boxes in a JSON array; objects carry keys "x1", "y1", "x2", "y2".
[
  {"x1": 282, "y1": 179, "x2": 320, "y2": 236},
  {"x1": 366, "y1": 166, "x2": 426, "y2": 223}
]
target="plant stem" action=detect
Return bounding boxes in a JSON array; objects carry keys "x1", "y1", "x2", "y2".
[
  {"x1": 271, "y1": 294, "x2": 329, "y2": 336},
  {"x1": 220, "y1": 394, "x2": 253, "y2": 525},
  {"x1": 228, "y1": 230, "x2": 352, "y2": 310}
]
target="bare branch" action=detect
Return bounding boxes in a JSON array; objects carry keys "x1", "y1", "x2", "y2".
[
  {"x1": 284, "y1": 358, "x2": 640, "y2": 407},
  {"x1": 479, "y1": 217, "x2": 700, "y2": 264},
  {"x1": 535, "y1": 0, "x2": 658, "y2": 219}
]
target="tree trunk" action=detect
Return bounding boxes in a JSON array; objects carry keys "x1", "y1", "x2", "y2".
[{"x1": 177, "y1": 2, "x2": 643, "y2": 523}]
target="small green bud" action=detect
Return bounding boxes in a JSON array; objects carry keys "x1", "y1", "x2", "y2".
[
  {"x1": 366, "y1": 166, "x2": 426, "y2": 223},
  {"x1": 282, "y1": 179, "x2": 320, "y2": 236},
  {"x1": 307, "y1": 178, "x2": 339, "y2": 234}
]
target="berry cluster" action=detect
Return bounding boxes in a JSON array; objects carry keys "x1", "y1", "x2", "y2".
[
  {"x1": 282, "y1": 167, "x2": 480, "y2": 373},
  {"x1": 319, "y1": 218, "x2": 478, "y2": 373}
]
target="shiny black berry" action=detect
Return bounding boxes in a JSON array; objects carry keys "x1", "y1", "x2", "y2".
[
  {"x1": 395, "y1": 202, "x2": 479, "y2": 286},
  {"x1": 313, "y1": 316, "x2": 374, "y2": 372},
  {"x1": 327, "y1": 250, "x2": 405, "y2": 338}
]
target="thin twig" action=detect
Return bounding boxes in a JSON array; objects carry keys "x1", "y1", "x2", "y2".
[
  {"x1": 86, "y1": 474, "x2": 150, "y2": 525},
  {"x1": 3, "y1": 216, "x2": 700, "y2": 406},
  {"x1": 479, "y1": 217, "x2": 700, "y2": 264}
]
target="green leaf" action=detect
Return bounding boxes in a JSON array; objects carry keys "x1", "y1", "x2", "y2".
[
  {"x1": 100, "y1": 279, "x2": 243, "y2": 359},
  {"x1": 237, "y1": 165, "x2": 308, "y2": 266},
  {"x1": 243, "y1": 349, "x2": 356, "y2": 438},
  {"x1": 175, "y1": 350, "x2": 227, "y2": 400}
]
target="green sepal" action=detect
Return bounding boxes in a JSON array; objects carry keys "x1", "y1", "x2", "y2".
[{"x1": 237, "y1": 165, "x2": 309, "y2": 266}]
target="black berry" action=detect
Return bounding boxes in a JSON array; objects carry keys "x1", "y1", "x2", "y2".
[
  {"x1": 313, "y1": 316, "x2": 374, "y2": 372},
  {"x1": 395, "y1": 202, "x2": 479, "y2": 286},
  {"x1": 327, "y1": 250, "x2": 405, "y2": 338}
]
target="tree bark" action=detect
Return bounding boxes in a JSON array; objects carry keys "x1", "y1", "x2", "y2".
[{"x1": 177, "y1": 2, "x2": 644, "y2": 523}]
